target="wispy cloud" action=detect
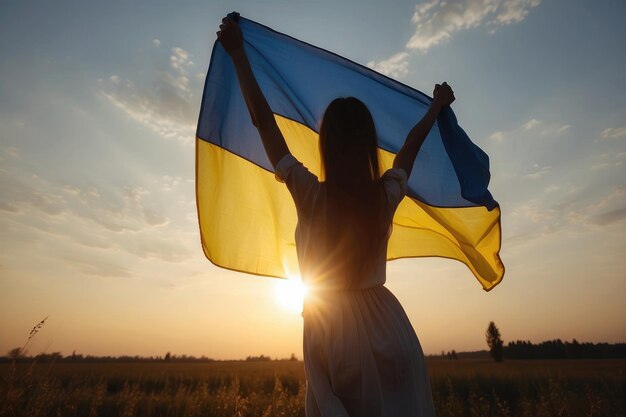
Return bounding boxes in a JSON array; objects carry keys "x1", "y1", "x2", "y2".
[
  {"x1": 511, "y1": 198, "x2": 556, "y2": 223},
  {"x1": 0, "y1": 202, "x2": 21, "y2": 213},
  {"x1": 0, "y1": 166, "x2": 197, "y2": 272},
  {"x1": 589, "y1": 150, "x2": 626, "y2": 171},
  {"x1": 489, "y1": 118, "x2": 571, "y2": 143},
  {"x1": 493, "y1": 0, "x2": 542, "y2": 25},
  {"x1": 522, "y1": 118, "x2": 541, "y2": 130},
  {"x1": 554, "y1": 124, "x2": 570, "y2": 134},
  {"x1": 408, "y1": 0, "x2": 541, "y2": 52},
  {"x1": 589, "y1": 207, "x2": 626, "y2": 226},
  {"x1": 488, "y1": 117, "x2": 568, "y2": 142},
  {"x1": 143, "y1": 208, "x2": 168, "y2": 226},
  {"x1": 601, "y1": 126, "x2": 626, "y2": 139},
  {"x1": 0, "y1": 145, "x2": 20, "y2": 161},
  {"x1": 507, "y1": 184, "x2": 626, "y2": 246},
  {"x1": 366, "y1": 52, "x2": 410, "y2": 78},
  {"x1": 368, "y1": 0, "x2": 541, "y2": 77},
  {"x1": 540, "y1": 123, "x2": 570, "y2": 136},
  {"x1": 99, "y1": 44, "x2": 198, "y2": 145},
  {"x1": 489, "y1": 131, "x2": 505, "y2": 142},
  {"x1": 524, "y1": 163, "x2": 551, "y2": 180},
  {"x1": 589, "y1": 186, "x2": 625, "y2": 212}
]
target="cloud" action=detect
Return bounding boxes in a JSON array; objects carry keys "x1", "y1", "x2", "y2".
[
  {"x1": 63, "y1": 185, "x2": 81, "y2": 195},
  {"x1": 523, "y1": 118, "x2": 541, "y2": 130},
  {"x1": 590, "y1": 186, "x2": 625, "y2": 212},
  {"x1": 524, "y1": 163, "x2": 550, "y2": 179},
  {"x1": 99, "y1": 45, "x2": 198, "y2": 145},
  {"x1": 170, "y1": 47, "x2": 194, "y2": 74},
  {"x1": 0, "y1": 202, "x2": 21, "y2": 213},
  {"x1": 143, "y1": 208, "x2": 168, "y2": 226},
  {"x1": 589, "y1": 162, "x2": 611, "y2": 171},
  {"x1": 123, "y1": 186, "x2": 149, "y2": 203},
  {"x1": 601, "y1": 126, "x2": 626, "y2": 139},
  {"x1": 589, "y1": 151, "x2": 625, "y2": 171},
  {"x1": 489, "y1": 131, "x2": 505, "y2": 142},
  {"x1": 489, "y1": 118, "x2": 570, "y2": 143},
  {"x1": 159, "y1": 175, "x2": 184, "y2": 192},
  {"x1": 511, "y1": 199, "x2": 556, "y2": 223},
  {"x1": 406, "y1": 0, "x2": 541, "y2": 52},
  {"x1": 589, "y1": 207, "x2": 626, "y2": 226},
  {"x1": 544, "y1": 184, "x2": 560, "y2": 193},
  {"x1": 506, "y1": 197, "x2": 563, "y2": 245},
  {"x1": 367, "y1": 52, "x2": 410, "y2": 78},
  {"x1": 81, "y1": 186, "x2": 170, "y2": 233},
  {"x1": 0, "y1": 145, "x2": 20, "y2": 159},
  {"x1": 493, "y1": 0, "x2": 542, "y2": 25},
  {"x1": 28, "y1": 191, "x2": 67, "y2": 216},
  {"x1": 0, "y1": 172, "x2": 67, "y2": 216},
  {"x1": 0, "y1": 167, "x2": 187, "y2": 269},
  {"x1": 368, "y1": 0, "x2": 541, "y2": 80},
  {"x1": 554, "y1": 124, "x2": 570, "y2": 134},
  {"x1": 540, "y1": 123, "x2": 570, "y2": 136},
  {"x1": 561, "y1": 186, "x2": 626, "y2": 228},
  {"x1": 518, "y1": 117, "x2": 568, "y2": 135},
  {"x1": 407, "y1": 0, "x2": 498, "y2": 52},
  {"x1": 507, "y1": 183, "x2": 626, "y2": 247},
  {"x1": 153, "y1": 38, "x2": 161, "y2": 47}
]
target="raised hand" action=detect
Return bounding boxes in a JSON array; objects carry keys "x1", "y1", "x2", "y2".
[
  {"x1": 216, "y1": 15, "x2": 243, "y2": 55},
  {"x1": 393, "y1": 82, "x2": 455, "y2": 176},
  {"x1": 433, "y1": 82, "x2": 455, "y2": 107}
]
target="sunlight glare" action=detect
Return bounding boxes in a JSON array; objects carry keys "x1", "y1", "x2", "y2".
[{"x1": 274, "y1": 275, "x2": 308, "y2": 313}]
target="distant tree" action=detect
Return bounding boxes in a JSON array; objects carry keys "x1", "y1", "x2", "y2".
[
  {"x1": 8, "y1": 347, "x2": 23, "y2": 360},
  {"x1": 34, "y1": 352, "x2": 62, "y2": 363},
  {"x1": 486, "y1": 321, "x2": 504, "y2": 362},
  {"x1": 444, "y1": 350, "x2": 458, "y2": 360},
  {"x1": 290, "y1": 353, "x2": 298, "y2": 361},
  {"x1": 164, "y1": 352, "x2": 171, "y2": 362},
  {"x1": 245, "y1": 354, "x2": 272, "y2": 362},
  {"x1": 568, "y1": 338, "x2": 581, "y2": 359}
]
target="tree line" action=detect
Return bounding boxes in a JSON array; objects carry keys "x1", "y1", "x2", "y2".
[
  {"x1": 504, "y1": 339, "x2": 626, "y2": 360},
  {"x1": 0, "y1": 348, "x2": 300, "y2": 363},
  {"x1": 486, "y1": 321, "x2": 626, "y2": 361}
]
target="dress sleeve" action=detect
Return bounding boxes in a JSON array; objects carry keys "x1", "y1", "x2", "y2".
[
  {"x1": 381, "y1": 167, "x2": 408, "y2": 214},
  {"x1": 275, "y1": 153, "x2": 319, "y2": 212}
]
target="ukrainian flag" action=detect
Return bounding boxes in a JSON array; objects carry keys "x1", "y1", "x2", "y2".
[{"x1": 196, "y1": 15, "x2": 504, "y2": 291}]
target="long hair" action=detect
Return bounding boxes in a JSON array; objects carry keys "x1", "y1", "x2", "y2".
[{"x1": 318, "y1": 97, "x2": 386, "y2": 288}]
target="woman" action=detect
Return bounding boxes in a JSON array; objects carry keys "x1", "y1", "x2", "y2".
[{"x1": 217, "y1": 15, "x2": 454, "y2": 417}]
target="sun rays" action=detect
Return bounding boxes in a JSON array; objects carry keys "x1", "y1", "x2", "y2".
[{"x1": 274, "y1": 275, "x2": 308, "y2": 313}]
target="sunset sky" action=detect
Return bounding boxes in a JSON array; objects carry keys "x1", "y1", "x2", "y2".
[{"x1": 1, "y1": 0, "x2": 625, "y2": 360}]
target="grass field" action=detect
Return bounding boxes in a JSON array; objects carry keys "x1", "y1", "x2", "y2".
[{"x1": 1, "y1": 358, "x2": 624, "y2": 416}]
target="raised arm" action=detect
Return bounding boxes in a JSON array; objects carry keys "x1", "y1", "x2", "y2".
[
  {"x1": 393, "y1": 82, "x2": 455, "y2": 178},
  {"x1": 217, "y1": 15, "x2": 289, "y2": 168}
]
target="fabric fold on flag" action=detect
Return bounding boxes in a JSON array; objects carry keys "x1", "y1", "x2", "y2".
[{"x1": 196, "y1": 15, "x2": 504, "y2": 291}]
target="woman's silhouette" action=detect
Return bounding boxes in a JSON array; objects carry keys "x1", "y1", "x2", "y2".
[{"x1": 217, "y1": 15, "x2": 454, "y2": 417}]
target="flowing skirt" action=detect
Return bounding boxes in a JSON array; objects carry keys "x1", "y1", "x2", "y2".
[{"x1": 302, "y1": 284, "x2": 436, "y2": 417}]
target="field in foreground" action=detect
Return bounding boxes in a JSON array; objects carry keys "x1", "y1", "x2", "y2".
[{"x1": 1, "y1": 358, "x2": 624, "y2": 417}]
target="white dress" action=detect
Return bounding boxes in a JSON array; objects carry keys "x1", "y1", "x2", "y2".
[{"x1": 275, "y1": 153, "x2": 436, "y2": 417}]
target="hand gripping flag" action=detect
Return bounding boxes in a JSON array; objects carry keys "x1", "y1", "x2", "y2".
[{"x1": 196, "y1": 14, "x2": 504, "y2": 291}]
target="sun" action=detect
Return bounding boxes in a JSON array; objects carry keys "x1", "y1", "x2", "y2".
[{"x1": 274, "y1": 275, "x2": 308, "y2": 312}]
